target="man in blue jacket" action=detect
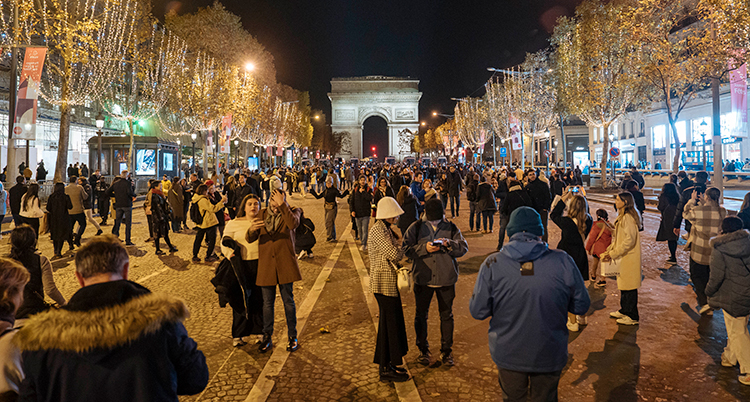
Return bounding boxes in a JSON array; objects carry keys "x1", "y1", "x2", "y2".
[
  {"x1": 470, "y1": 206, "x2": 590, "y2": 401},
  {"x1": 15, "y1": 235, "x2": 208, "y2": 402}
]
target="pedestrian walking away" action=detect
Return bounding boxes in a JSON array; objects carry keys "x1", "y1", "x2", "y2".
[
  {"x1": 470, "y1": 206, "x2": 590, "y2": 402},
  {"x1": 404, "y1": 198, "x2": 469, "y2": 367},
  {"x1": 106, "y1": 171, "x2": 137, "y2": 245}
]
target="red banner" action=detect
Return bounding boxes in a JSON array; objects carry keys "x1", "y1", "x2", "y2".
[
  {"x1": 510, "y1": 115, "x2": 522, "y2": 150},
  {"x1": 729, "y1": 62, "x2": 747, "y2": 136},
  {"x1": 220, "y1": 114, "x2": 232, "y2": 153},
  {"x1": 14, "y1": 47, "x2": 47, "y2": 141}
]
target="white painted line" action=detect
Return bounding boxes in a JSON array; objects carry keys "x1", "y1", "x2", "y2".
[
  {"x1": 136, "y1": 267, "x2": 170, "y2": 283},
  {"x1": 347, "y1": 235, "x2": 423, "y2": 402},
  {"x1": 245, "y1": 223, "x2": 351, "y2": 402},
  {"x1": 194, "y1": 348, "x2": 237, "y2": 402}
]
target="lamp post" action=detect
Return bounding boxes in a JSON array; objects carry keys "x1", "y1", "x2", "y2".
[
  {"x1": 176, "y1": 139, "x2": 181, "y2": 178},
  {"x1": 95, "y1": 112, "x2": 105, "y2": 171},
  {"x1": 700, "y1": 119, "x2": 708, "y2": 171},
  {"x1": 234, "y1": 139, "x2": 239, "y2": 167},
  {"x1": 191, "y1": 132, "x2": 197, "y2": 174}
]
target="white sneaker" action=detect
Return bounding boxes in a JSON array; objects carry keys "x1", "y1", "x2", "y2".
[
  {"x1": 721, "y1": 353, "x2": 736, "y2": 367},
  {"x1": 232, "y1": 337, "x2": 246, "y2": 347},
  {"x1": 616, "y1": 316, "x2": 639, "y2": 325},
  {"x1": 297, "y1": 250, "x2": 307, "y2": 260},
  {"x1": 567, "y1": 320, "x2": 579, "y2": 332},
  {"x1": 739, "y1": 374, "x2": 750, "y2": 385},
  {"x1": 307, "y1": 252, "x2": 314, "y2": 258},
  {"x1": 699, "y1": 305, "x2": 714, "y2": 315},
  {"x1": 610, "y1": 311, "x2": 626, "y2": 319},
  {"x1": 577, "y1": 315, "x2": 587, "y2": 325}
]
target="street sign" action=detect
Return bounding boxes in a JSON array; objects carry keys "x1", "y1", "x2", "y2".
[
  {"x1": 544, "y1": 149, "x2": 551, "y2": 158},
  {"x1": 499, "y1": 147, "x2": 507, "y2": 157},
  {"x1": 609, "y1": 147, "x2": 620, "y2": 158}
]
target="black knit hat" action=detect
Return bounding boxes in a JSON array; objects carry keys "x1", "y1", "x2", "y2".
[{"x1": 425, "y1": 198, "x2": 444, "y2": 221}]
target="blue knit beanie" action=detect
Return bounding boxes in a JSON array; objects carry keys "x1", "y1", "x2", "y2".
[{"x1": 506, "y1": 207, "x2": 544, "y2": 237}]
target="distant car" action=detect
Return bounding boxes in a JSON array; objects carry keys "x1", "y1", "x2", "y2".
[
  {"x1": 385, "y1": 156, "x2": 396, "y2": 165},
  {"x1": 301, "y1": 158, "x2": 311, "y2": 166},
  {"x1": 437, "y1": 156, "x2": 447, "y2": 165},
  {"x1": 403, "y1": 156, "x2": 416, "y2": 165},
  {"x1": 421, "y1": 157, "x2": 431, "y2": 166},
  {"x1": 350, "y1": 157, "x2": 359, "y2": 166}
]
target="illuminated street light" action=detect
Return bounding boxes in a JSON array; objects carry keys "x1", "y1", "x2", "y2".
[{"x1": 245, "y1": 62, "x2": 255, "y2": 72}]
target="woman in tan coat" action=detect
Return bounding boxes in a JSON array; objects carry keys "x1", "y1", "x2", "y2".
[
  {"x1": 246, "y1": 189, "x2": 301, "y2": 353},
  {"x1": 601, "y1": 192, "x2": 642, "y2": 326}
]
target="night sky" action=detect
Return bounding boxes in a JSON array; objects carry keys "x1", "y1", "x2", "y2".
[{"x1": 158, "y1": 0, "x2": 582, "y2": 153}]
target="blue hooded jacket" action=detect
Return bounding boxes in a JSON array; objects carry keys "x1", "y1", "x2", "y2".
[{"x1": 469, "y1": 232, "x2": 590, "y2": 372}]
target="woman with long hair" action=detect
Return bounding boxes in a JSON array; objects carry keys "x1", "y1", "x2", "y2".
[
  {"x1": 551, "y1": 191, "x2": 593, "y2": 331},
  {"x1": 46, "y1": 183, "x2": 73, "y2": 259},
  {"x1": 168, "y1": 176, "x2": 185, "y2": 233},
  {"x1": 684, "y1": 186, "x2": 726, "y2": 315},
  {"x1": 738, "y1": 192, "x2": 750, "y2": 230},
  {"x1": 150, "y1": 180, "x2": 177, "y2": 255},
  {"x1": 396, "y1": 185, "x2": 418, "y2": 237},
  {"x1": 9, "y1": 225, "x2": 66, "y2": 319},
  {"x1": 373, "y1": 177, "x2": 395, "y2": 218},
  {"x1": 220, "y1": 194, "x2": 264, "y2": 347},
  {"x1": 477, "y1": 175, "x2": 497, "y2": 234},
  {"x1": 657, "y1": 182, "x2": 681, "y2": 265},
  {"x1": 77, "y1": 177, "x2": 102, "y2": 236},
  {"x1": 19, "y1": 183, "x2": 43, "y2": 238},
  {"x1": 0, "y1": 258, "x2": 30, "y2": 398},
  {"x1": 602, "y1": 192, "x2": 642, "y2": 325},
  {"x1": 368, "y1": 197, "x2": 409, "y2": 382},
  {"x1": 422, "y1": 178, "x2": 437, "y2": 202},
  {"x1": 224, "y1": 176, "x2": 238, "y2": 219},
  {"x1": 310, "y1": 176, "x2": 350, "y2": 242}
]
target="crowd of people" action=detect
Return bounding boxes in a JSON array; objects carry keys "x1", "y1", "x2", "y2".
[{"x1": 0, "y1": 156, "x2": 748, "y2": 400}]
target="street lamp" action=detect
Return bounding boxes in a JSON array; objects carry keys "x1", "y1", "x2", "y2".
[
  {"x1": 234, "y1": 139, "x2": 240, "y2": 166},
  {"x1": 245, "y1": 62, "x2": 255, "y2": 72},
  {"x1": 191, "y1": 132, "x2": 197, "y2": 173},
  {"x1": 95, "y1": 111, "x2": 105, "y2": 171},
  {"x1": 700, "y1": 119, "x2": 708, "y2": 171}
]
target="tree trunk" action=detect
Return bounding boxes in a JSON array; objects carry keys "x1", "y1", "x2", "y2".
[
  {"x1": 54, "y1": 103, "x2": 71, "y2": 183},
  {"x1": 600, "y1": 123, "x2": 610, "y2": 189},
  {"x1": 668, "y1": 116, "x2": 681, "y2": 173},
  {"x1": 128, "y1": 119, "x2": 134, "y2": 173}
]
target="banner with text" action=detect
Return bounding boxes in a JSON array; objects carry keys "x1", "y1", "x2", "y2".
[
  {"x1": 14, "y1": 47, "x2": 47, "y2": 141},
  {"x1": 510, "y1": 115, "x2": 522, "y2": 150},
  {"x1": 729, "y1": 62, "x2": 748, "y2": 137},
  {"x1": 220, "y1": 114, "x2": 232, "y2": 153}
]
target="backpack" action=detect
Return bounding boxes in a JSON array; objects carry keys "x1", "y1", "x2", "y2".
[
  {"x1": 466, "y1": 184, "x2": 476, "y2": 202},
  {"x1": 190, "y1": 201, "x2": 205, "y2": 225}
]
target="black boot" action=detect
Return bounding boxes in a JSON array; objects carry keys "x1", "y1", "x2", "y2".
[
  {"x1": 258, "y1": 334, "x2": 273, "y2": 353},
  {"x1": 379, "y1": 365, "x2": 410, "y2": 382}
]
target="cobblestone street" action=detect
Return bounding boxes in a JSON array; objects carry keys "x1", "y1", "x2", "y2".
[{"x1": 4, "y1": 192, "x2": 750, "y2": 402}]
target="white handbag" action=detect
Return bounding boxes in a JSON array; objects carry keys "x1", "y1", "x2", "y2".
[
  {"x1": 396, "y1": 267, "x2": 413, "y2": 293},
  {"x1": 601, "y1": 258, "x2": 621, "y2": 277}
]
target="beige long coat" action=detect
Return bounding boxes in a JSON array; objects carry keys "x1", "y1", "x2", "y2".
[
  {"x1": 602, "y1": 212, "x2": 641, "y2": 291},
  {"x1": 246, "y1": 203, "x2": 302, "y2": 286}
]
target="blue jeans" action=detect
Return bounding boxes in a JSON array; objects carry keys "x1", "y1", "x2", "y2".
[
  {"x1": 261, "y1": 283, "x2": 297, "y2": 338},
  {"x1": 482, "y1": 211, "x2": 495, "y2": 232},
  {"x1": 356, "y1": 216, "x2": 370, "y2": 247},
  {"x1": 469, "y1": 202, "x2": 481, "y2": 231},
  {"x1": 449, "y1": 194, "x2": 460, "y2": 217},
  {"x1": 112, "y1": 207, "x2": 132, "y2": 243}
]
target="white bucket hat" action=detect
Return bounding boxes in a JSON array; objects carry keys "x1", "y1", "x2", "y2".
[{"x1": 376, "y1": 197, "x2": 404, "y2": 220}]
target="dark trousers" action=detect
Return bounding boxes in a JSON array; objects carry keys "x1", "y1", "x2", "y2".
[
  {"x1": 261, "y1": 283, "x2": 297, "y2": 338},
  {"x1": 171, "y1": 218, "x2": 181, "y2": 232},
  {"x1": 497, "y1": 213, "x2": 509, "y2": 249},
  {"x1": 539, "y1": 209, "x2": 549, "y2": 243},
  {"x1": 482, "y1": 210, "x2": 495, "y2": 231},
  {"x1": 667, "y1": 240, "x2": 677, "y2": 260},
  {"x1": 70, "y1": 213, "x2": 86, "y2": 239},
  {"x1": 449, "y1": 194, "x2": 460, "y2": 217},
  {"x1": 146, "y1": 214, "x2": 154, "y2": 238},
  {"x1": 498, "y1": 368, "x2": 562, "y2": 402},
  {"x1": 374, "y1": 293, "x2": 408, "y2": 367},
  {"x1": 22, "y1": 216, "x2": 39, "y2": 239},
  {"x1": 154, "y1": 222, "x2": 173, "y2": 251},
  {"x1": 469, "y1": 201, "x2": 481, "y2": 231},
  {"x1": 690, "y1": 258, "x2": 710, "y2": 306},
  {"x1": 414, "y1": 284, "x2": 455, "y2": 354},
  {"x1": 620, "y1": 289, "x2": 639, "y2": 321},
  {"x1": 192, "y1": 226, "x2": 216, "y2": 258},
  {"x1": 97, "y1": 195, "x2": 109, "y2": 223},
  {"x1": 112, "y1": 207, "x2": 132, "y2": 243},
  {"x1": 52, "y1": 239, "x2": 64, "y2": 256},
  {"x1": 12, "y1": 213, "x2": 23, "y2": 227}
]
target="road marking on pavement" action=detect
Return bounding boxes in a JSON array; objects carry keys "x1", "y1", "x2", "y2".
[
  {"x1": 194, "y1": 348, "x2": 237, "y2": 402},
  {"x1": 136, "y1": 267, "x2": 170, "y2": 283},
  {"x1": 347, "y1": 237, "x2": 423, "y2": 402},
  {"x1": 245, "y1": 224, "x2": 351, "y2": 402}
]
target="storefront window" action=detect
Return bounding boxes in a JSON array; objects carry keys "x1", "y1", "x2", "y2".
[
  {"x1": 653, "y1": 125, "x2": 666, "y2": 149},
  {"x1": 691, "y1": 117, "x2": 712, "y2": 144}
]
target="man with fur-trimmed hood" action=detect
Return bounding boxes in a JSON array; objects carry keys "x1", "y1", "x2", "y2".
[{"x1": 13, "y1": 235, "x2": 208, "y2": 401}]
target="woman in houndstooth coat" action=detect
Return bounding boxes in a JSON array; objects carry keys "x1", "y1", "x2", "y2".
[{"x1": 368, "y1": 197, "x2": 410, "y2": 382}]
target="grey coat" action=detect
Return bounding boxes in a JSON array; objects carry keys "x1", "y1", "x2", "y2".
[
  {"x1": 403, "y1": 217, "x2": 469, "y2": 287},
  {"x1": 706, "y1": 229, "x2": 750, "y2": 318}
]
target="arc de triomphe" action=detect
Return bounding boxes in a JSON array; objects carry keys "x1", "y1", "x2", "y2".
[{"x1": 328, "y1": 76, "x2": 422, "y2": 160}]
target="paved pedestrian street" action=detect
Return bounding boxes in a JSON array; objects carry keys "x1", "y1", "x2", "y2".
[{"x1": 5, "y1": 193, "x2": 750, "y2": 401}]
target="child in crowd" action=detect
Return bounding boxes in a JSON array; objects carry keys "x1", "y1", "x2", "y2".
[
  {"x1": 295, "y1": 210, "x2": 316, "y2": 259},
  {"x1": 586, "y1": 209, "x2": 613, "y2": 287}
]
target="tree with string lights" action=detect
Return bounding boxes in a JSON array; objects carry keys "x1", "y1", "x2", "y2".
[
  {"x1": 16, "y1": 0, "x2": 135, "y2": 182},
  {"x1": 100, "y1": 0, "x2": 186, "y2": 172}
]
